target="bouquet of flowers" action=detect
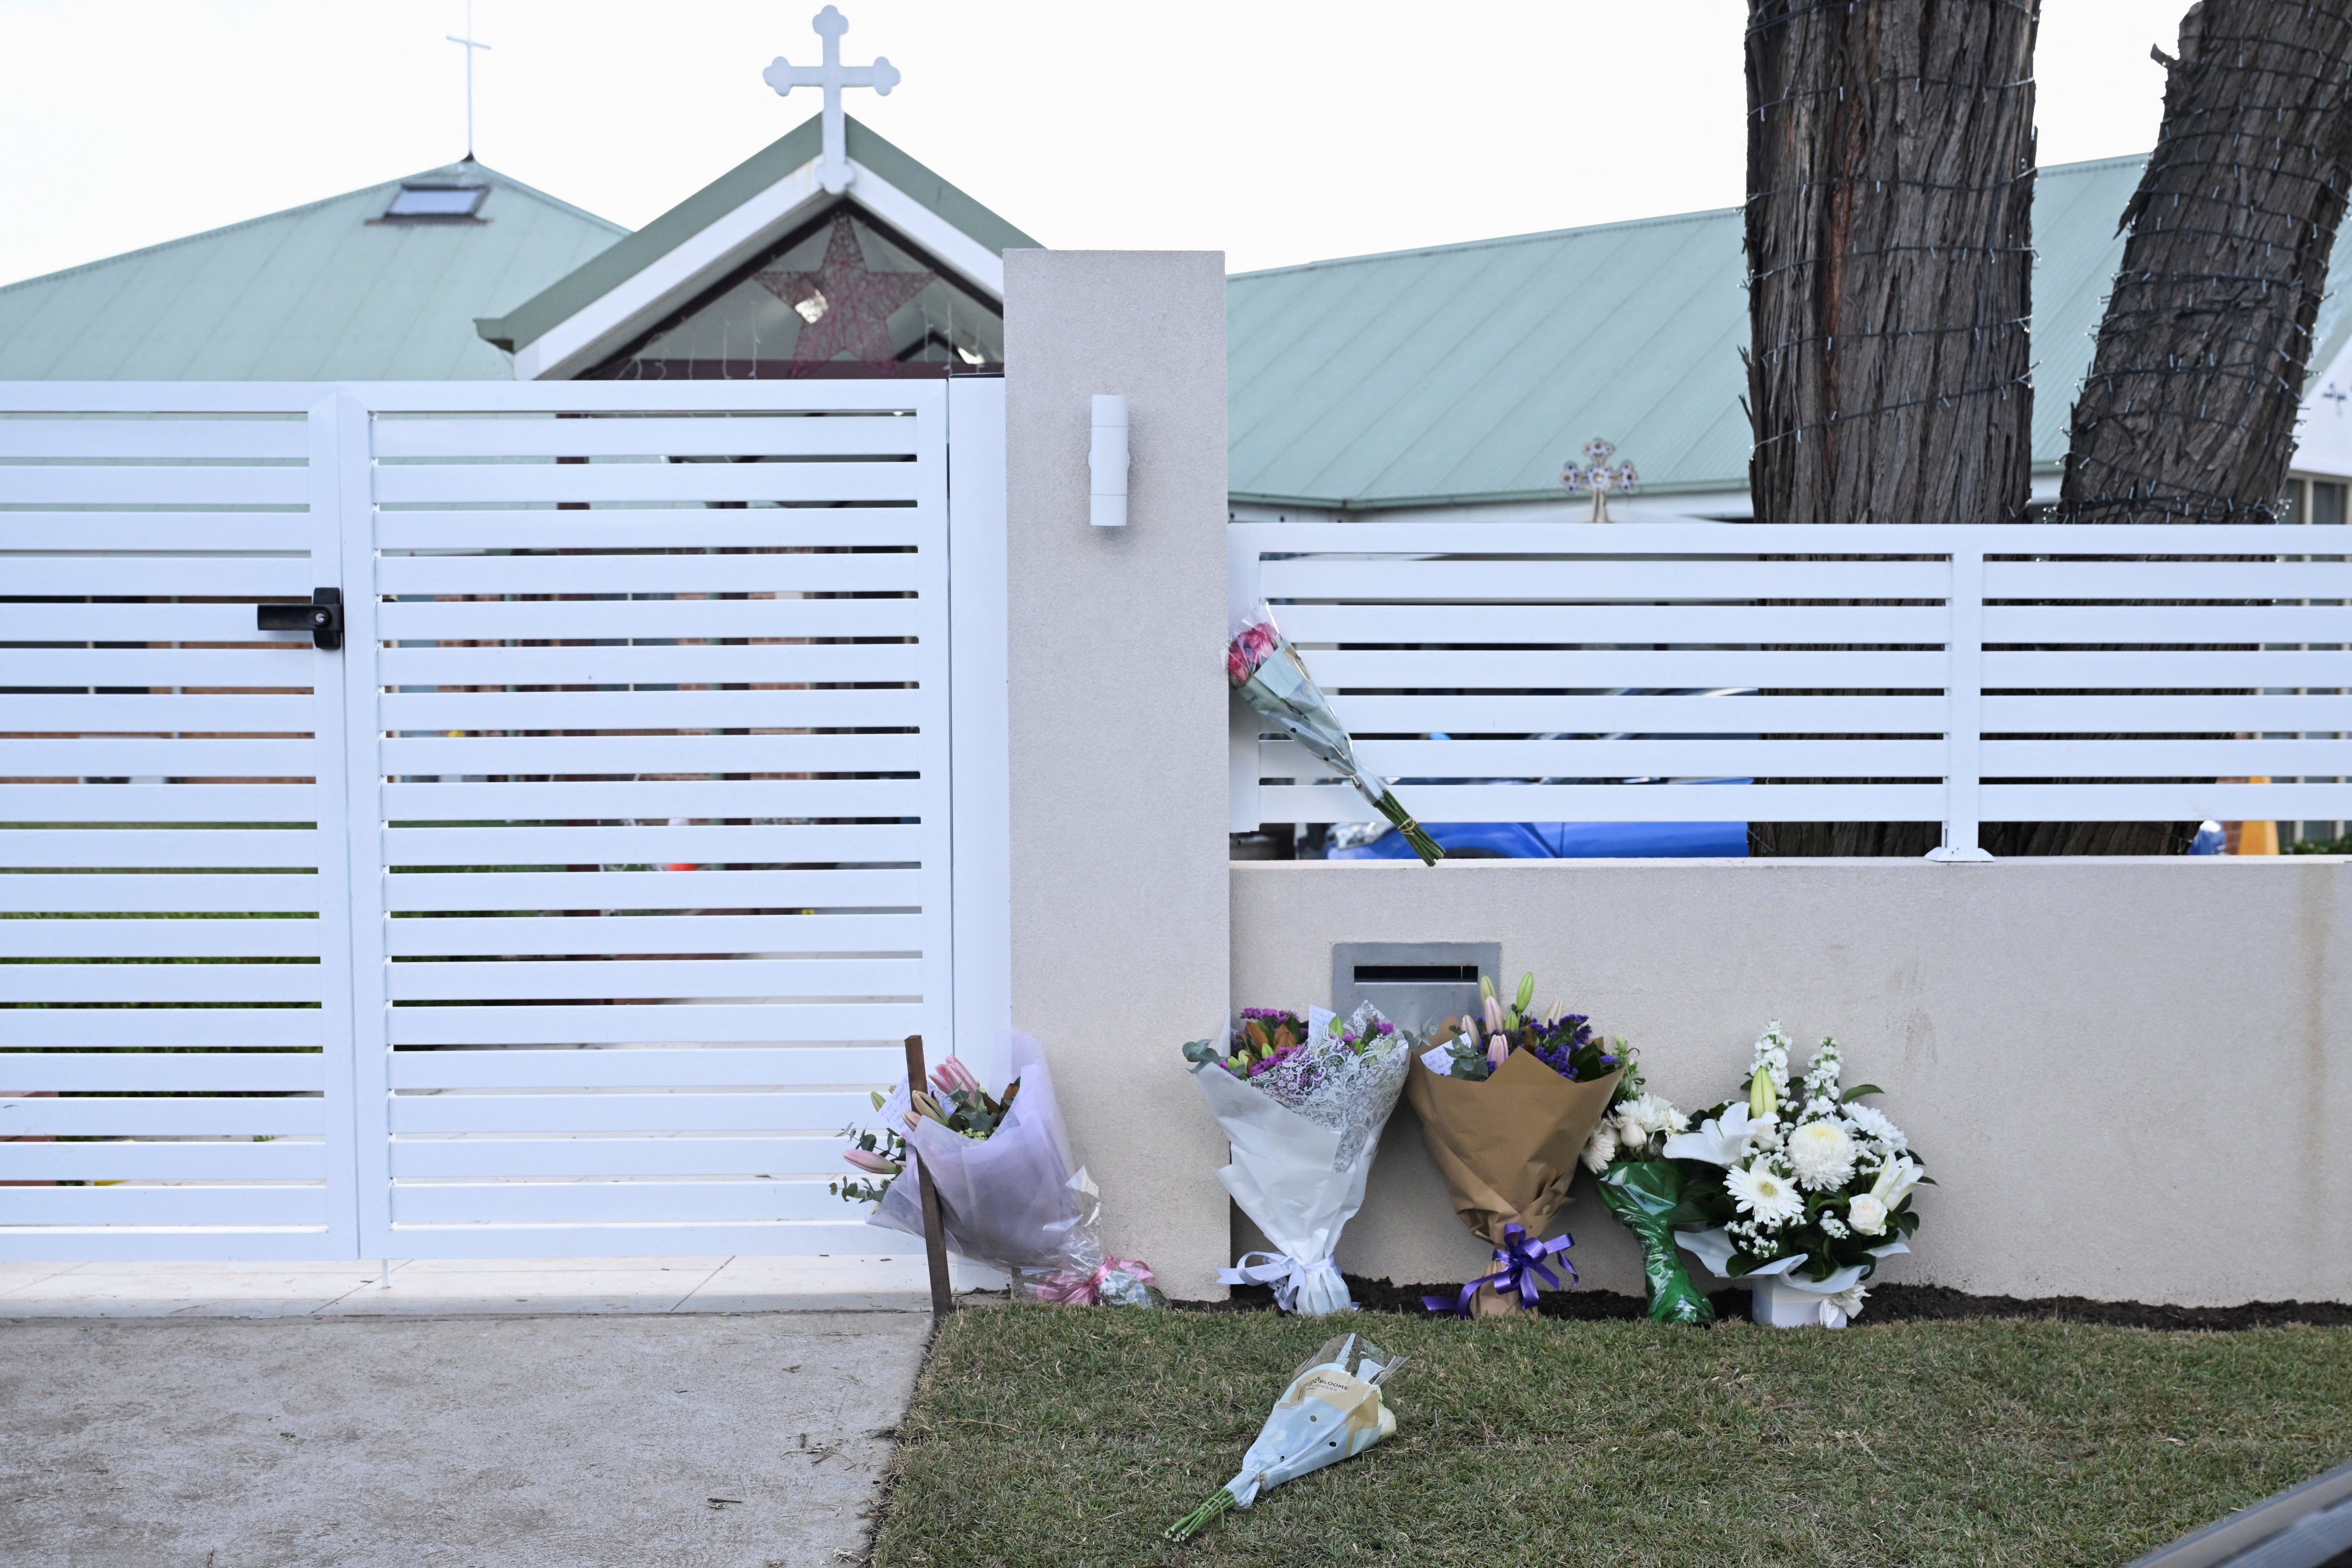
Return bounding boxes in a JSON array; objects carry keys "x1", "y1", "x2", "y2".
[
  {"x1": 1579, "y1": 1081, "x2": 1717, "y2": 1324},
  {"x1": 1227, "y1": 602, "x2": 1443, "y2": 866},
  {"x1": 1164, "y1": 1332, "x2": 1407, "y2": 1542},
  {"x1": 1663, "y1": 1021, "x2": 1926, "y2": 1328},
  {"x1": 1406, "y1": 973, "x2": 1627, "y2": 1315},
  {"x1": 838, "y1": 1031, "x2": 1166, "y2": 1308},
  {"x1": 1182, "y1": 1003, "x2": 1412, "y2": 1316}
]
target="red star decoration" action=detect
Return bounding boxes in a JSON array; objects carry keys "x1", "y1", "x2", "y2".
[{"x1": 754, "y1": 213, "x2": 935, "y2": 364}]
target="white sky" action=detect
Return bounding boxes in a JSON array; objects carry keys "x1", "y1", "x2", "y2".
[{"x1": 0, "y1": 0, "x2": 2197, "y2": 288}]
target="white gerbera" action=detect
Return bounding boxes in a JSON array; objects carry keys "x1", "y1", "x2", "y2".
[
  {"x1": 1843, "y1": 1102, "x2": 1907, "y2": 1152},
  {"x1": 1725, "y1": 1161, "x2": 1804, "y2": 1227},
  {"x1": 1581, "y1": 1125, "x2": 1618, "y2": 1174},
  {"x1": 1786, "y1": 1118, "x2": 1857, "y2": 1189}
]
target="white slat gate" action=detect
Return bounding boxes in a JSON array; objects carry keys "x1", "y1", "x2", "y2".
[{"x1": 1, "y1": 380, "x2": 1010, "y2": 1262}]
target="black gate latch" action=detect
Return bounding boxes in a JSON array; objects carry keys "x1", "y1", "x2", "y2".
[{"x1": 257, "y1": 588, "x2": 345, "y2": 651}]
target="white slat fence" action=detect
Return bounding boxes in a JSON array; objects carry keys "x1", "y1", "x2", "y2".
[
  {"x1": 1, "y1": 380, "x2": 1010, "y2": 1261},
  {"x1": 1230, "y1": 521, "x2": 2352, "y2": 855}
]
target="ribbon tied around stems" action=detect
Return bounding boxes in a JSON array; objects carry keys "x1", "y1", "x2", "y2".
[
  {"x1": 1423, "y1": 1223, "x2": 1575, "y2": 1316},
  {"x1": 1217, "y1": 1251, "x2": 1353, "y2": 1315},
  {"x1": 1030, "y1": 1257, "x2": 1157, "y2": 1305}
]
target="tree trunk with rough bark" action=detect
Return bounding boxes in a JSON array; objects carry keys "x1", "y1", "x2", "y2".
[
  {"x1": 2034, "y1": 0, "x2": 2352, "y2": 856},
  {"x1": 1744, "y1": 0, "x2": 2039, "y2": 857}
]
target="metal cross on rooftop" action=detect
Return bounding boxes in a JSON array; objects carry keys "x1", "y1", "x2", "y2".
[
  {"x1": 763, "y1": 6, "x2": 901, "y2": 196},
  {"x1": 446, "y1": 1, "x2": 491, "y2": 161}
]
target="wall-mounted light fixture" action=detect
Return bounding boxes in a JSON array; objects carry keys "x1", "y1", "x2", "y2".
[{"x1": 1090, "y1": 394, "x2": 1129, "y2": 527}]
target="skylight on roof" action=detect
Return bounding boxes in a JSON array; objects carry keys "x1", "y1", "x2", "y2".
[{"x1": 384, "y1": 184, "x2": 486, "y2": 219}]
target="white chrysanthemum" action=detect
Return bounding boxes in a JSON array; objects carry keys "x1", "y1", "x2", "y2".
[
  {"x1": 1725, "y1": 1161, "x2": 1804, "y2": 1226},
  {"x1": 1580, "y1": 1125, "x2": 1618, "y2": 1174},
  {"x1": 1624, "y1": 1092, "x2": 1689, "y2": 1137},
  {"x1": 1843, "y1": 1102, "x2": 1908, "y2": 1152},
  {"x1": 1786, "y1": 1118, "x2": 1857, "y2": 1189}
]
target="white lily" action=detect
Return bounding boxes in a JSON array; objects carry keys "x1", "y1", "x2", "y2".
[
  {"x1": 1870, "y1": 1155, "x2": 1923, "y2": 1210},
  {"x1": 1659, "y1": 1099, "x2": 1761, "y2": 1167}
]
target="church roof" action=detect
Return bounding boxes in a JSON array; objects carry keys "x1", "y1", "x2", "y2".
[
  {"x1": 474, "y1": 113, "x2": 1038, "y2": 364},
  {"x1": 1227, "y1": 155, "x2": 2352, "y2": 510},
  {"x1": 0, "y1": 162, "x2": 625, "y2": 381}
]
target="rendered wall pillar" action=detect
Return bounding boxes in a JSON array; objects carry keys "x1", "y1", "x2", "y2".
[{"x1": 1004, "y1": 251, "x2": 1230, "y2": 1293}]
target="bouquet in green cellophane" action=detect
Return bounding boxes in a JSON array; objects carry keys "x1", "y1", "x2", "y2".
[
  {"x1": 1164, "y1": 1332, "x2": 1406, "y2": 1543},
  {"x1": 1579, "y1": 1075, "x2": 1716, "y2": 1324}
]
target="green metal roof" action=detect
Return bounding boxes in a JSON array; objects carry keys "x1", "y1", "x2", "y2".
[
  {"x1": 476, "y1": 114, "x2": 1040, "y2": 355},
  {"x1": 1227, "y1": 155, "x2": 2352, "y2": 510},
  {"x1": 0, "y1": 161, "x2": 625, "y2": 381}
]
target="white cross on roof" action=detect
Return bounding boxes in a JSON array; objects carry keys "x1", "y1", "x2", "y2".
[{"x1": 763, "y1": 6, "x2": 900, "y2": 196}]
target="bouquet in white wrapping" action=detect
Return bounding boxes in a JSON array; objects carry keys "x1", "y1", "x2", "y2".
[
  {"x1": 853, "y1": 1031, "x2": 1164, "y2": 1307},
  {"x1": 1164, "y1": 1332, "x2": 1408, "y2": 1542},
  {"x1": 1182, "y1": 1004, "x2": 1411, "y2": 1316}
]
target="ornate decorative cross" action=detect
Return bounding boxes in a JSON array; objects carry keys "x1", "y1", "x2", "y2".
[
  {"x1": 1562, "y1": 437, "x2": 1639, "y2": 525},
  {"x1": 763, "y1": 6, "x2": 901, "y2": 196}
]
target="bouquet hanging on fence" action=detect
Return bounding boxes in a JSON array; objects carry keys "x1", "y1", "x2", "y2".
[
  {"x1": 1164, "y1": 1332, "x2": 1408, "y2": 1542},
  {"x1": 1663, "y1": 1022, "x2": 1926, "y2": 1327},
  {"x1": 1182, "y1": 1003, "x2": 1412, "y2": 1316},
  {"x1": 1579, "y1": 1079, "x2": 1717, "y2": 1325},
  {"x1": 1227, "y1": 602, "x2": 1443, "y2": 866},
  {"x1": 838, "y1": 1031, "x2": 1166, "y2": 1308},
  {"x1": 1407, "y1": 973, "x2": 1627, "y2": 1315}
]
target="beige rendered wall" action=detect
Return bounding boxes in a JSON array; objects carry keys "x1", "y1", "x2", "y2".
[
  {"x1": 1003, "y1": 251, "x2": 1232, "y2": 1289},
  {"x1": 1231, "y1": 857, "x2": 2351, "y2": 1308}
]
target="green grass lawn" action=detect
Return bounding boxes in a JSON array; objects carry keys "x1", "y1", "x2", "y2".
[{"x1": 869, "y1": 1306, "x2": 2352, "y2": 1568}]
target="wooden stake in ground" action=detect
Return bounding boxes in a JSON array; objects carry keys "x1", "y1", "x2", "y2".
[{"x1": 903, "y1": 1034, "x2": 955, "y2": 1318}]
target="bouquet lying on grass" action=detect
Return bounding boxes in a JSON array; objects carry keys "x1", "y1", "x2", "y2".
[
  {"x1": 1408, "y1": 973, "x2": 1628, "y2": 1315},
  {"x1": 1183, "y1": 1004, "x2": 1412, "y2": 1316},
  {"x1": 1581, "y1": 1074, "x2": 1718, "y2": 1325},
  {"x1": 1227, "y1": 602, "x2": 1443, "y2": 866},
  {"x1": 835, "y1": 1031, "x2": 1165, "y2": 1308},
  {"x1": 1665, "y1": 1022, "x2": 1927, "y2": 1328},
  {"x1": 1165, "y1": 1332, "x2": 1407, "y2": 1543}
]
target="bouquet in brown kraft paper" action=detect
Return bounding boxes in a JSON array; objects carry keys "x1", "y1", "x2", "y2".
[{"x1": 1406, "y1": 972, "x2": 1628, "y2": 1316}]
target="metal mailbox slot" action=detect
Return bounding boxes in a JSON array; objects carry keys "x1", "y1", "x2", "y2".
[{"x1": 1330, "y1": 942, "x2": 1501, "y2": 1035}]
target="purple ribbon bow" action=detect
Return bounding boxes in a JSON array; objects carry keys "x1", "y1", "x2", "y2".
[{"x1": 1422, "y1": 1222, "x2": 1576, "y2": 1315}]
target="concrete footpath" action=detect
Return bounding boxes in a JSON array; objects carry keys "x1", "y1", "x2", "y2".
[
  {"x1": 0, "y1": 1257, "x2": 1004, "y2": 1568},
  {"x1": 1, "y1": 1310, "x2": 934, "y2": 1568}
]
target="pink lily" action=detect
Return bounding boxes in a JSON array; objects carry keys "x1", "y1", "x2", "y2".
[
  {"x1": 843, "y1": 1148, "x2": 901, "y2": 1175},
  {"x1": 931, "y1": 1057, "x2": 982, "y2": 1096},
  {"x1": 1487, "y1": 1032, "x2": 1509, "y2": 1068}
]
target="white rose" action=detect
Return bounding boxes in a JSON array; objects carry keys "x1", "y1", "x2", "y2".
[{"x1": 1847, "y1": 1194, "x2": 1888, "y2": 1236}]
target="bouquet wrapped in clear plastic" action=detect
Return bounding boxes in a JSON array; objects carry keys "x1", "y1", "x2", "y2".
[
  {"x1": 855, "y1": 1031, "x2": 1164, "y2": 1308},
  {"x1": 1182, "y1": 1003, "x2": 1412, "y2": 1316},
  {"x1": 1164, "y1": 1332, "x2": 1407, "y2": 1542},
  {"x1": 1227, "y1": 602, "x2": 1442, "y2": 866}
]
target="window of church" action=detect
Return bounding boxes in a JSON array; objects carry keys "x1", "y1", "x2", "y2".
[{"x1": 584, "y1": 204, "x2": 1002, "y2": 379}]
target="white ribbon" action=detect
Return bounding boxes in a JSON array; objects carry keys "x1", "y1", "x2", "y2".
[{"x1": 1217, "y1": 1251, "x2": 1354, "y2": 1316}]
